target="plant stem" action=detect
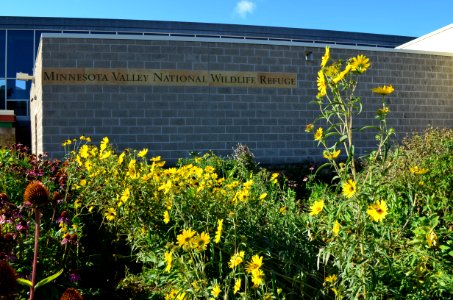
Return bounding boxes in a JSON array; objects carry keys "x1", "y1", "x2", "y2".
[{"x1": 29, "y1": 208, "x2": 41, "y2": 300}]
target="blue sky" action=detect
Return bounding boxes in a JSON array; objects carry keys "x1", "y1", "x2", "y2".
[{"x1": 3, "y1": 0, "x2": 452, "y2": 37}]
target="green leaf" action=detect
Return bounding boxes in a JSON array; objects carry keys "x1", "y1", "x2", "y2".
[
  {"x1": 448, "y1": 251, "x2": 453, "y2": 257},
  {"x1": 439, "y1": 245, "x2": 450, "y2": 251},
  {"x1": 17, "y1": 278, "x2": 33, "y2": 287},
  {"x1": 359, "y1": 125, "x2": 380, "y2": 132},
  {"x1": 34, "y1": 269, "x2": 64, "y2": 289}
]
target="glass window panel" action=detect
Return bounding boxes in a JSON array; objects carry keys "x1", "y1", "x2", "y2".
[
  {"x1": 6, "y1": 79, "x2": 31, "y2": 100},
  {"x1": 0, "y1": 30, "x2": 5, "y2": 77},
  {"x1": 0, "y1": 79, "x2": 5, "y2": 110},
  {"x1": 7, "y1": 100, "x2": 28, "y2": 116},
  {"x1": 7, "y1": 30, "x2": 34, "y2": 77}
]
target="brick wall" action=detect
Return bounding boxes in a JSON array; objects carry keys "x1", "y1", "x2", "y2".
[{"x1": 34, "y1": 36, "x2": 453, "y2": 164}]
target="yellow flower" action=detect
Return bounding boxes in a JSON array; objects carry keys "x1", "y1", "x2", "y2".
[
  {"x1": 332, "y1": 220, "x2": 340, "y2": 236},
  {"x1": 305, "y1": 123, "x2": 314, "y2": 132},
  {"x1": 259, "y1": 192, "x2": 268, "y2": 202},
  {"x1": 79, "y1": 144, "x2": 89, "y2": 158},
  {"x1": 163, "y1": 210, "x2": 170, "y2": 224},
  {"x1": 74, "y1": 199, "x2": 82, "y2": 209},
  {"x1": 245, "y1": 254, "x2": 263, "y2": 274},
  {"x1": 100, "y1": 150, "x2": 111, "y2": 160},
  {"x1": 321, "y1": 46, "x2": 330, "y2": 68},
  {"x1": 100, "y1": 137, "x2": 109, "y2": 152},
  {"x1": 211, "y1": 284, "x2": 221, "y2": 298},
  {"x1": 309, "y1": 199, "x2": 324, "y2": 216},
  {"x1": 367, "y1": 200, "x2": 388, "y2": 222},
  {"x1": 323, "y1": 149, "x2": 341, "y2": 160},
  {"x1": 215, "y1": 219, "x2": 223, "y2": 243},
  {"x1": 118, "y1": 187, "x2": 130, "y2": 207},
  {"x1": 204, "y1": 165, "x2": 215, "y2": 173},
  {"x1": 324, "y1": 274, "x2": 338, "y2": 285},
  {"x1": 426, "y1": 230, "x2": 438, "y2": 248},
  {"x1": 233, "y1": 278, "x2": 241, "y2": 294},
  {"x1": 350, "y1": 54, "x2": 370, "y2": 73},
  {"x1": 279, "y1": 206, "x2": 288, "y2": 215},
  {"x1": 195, "y1": 232, "x2": 211, "y2": 251},
  {"x1": 372, "y1": 85, "x2": 394, "y2": 96},
  {"x1": 409, "y1": 166, "x2": 429, "y2": 175},
  {"x1": 127, "y1": 159, "x2": 139, "y2": 179},
  {"x1": 251, "y1": 269, "x2": 265, "y2": 288},
  {"x1": 80, "y1": 179, "x2": 86, "y2": 186},
  {"x1": 62, "y1": 139, "x2": 72, "y2": 147},
  {"x1": 314, "y1": 127, "x2": 323, "y2": 141},
  {"x1": 117, "y1": 152, "x2": 125, "y2": 165},
  {"x1": 164, "y1": 251, "x2": 172, "y2": 272},
  {"x1": 270, "y1": 172, "x2": 279, "y2": 184},
  {"x1": 138, "y1": 148, "x2": 148, "y2": 158},
  {"x1": 342, "y1": 179, "x2": 357, "y2": 198},
  {"x1": 229, "y1": 251, "x2": 245, "y2": 269},
  {"x1": 317, "y1": 70, "x2": 327, "y2": 98},
  {"x1": 177, "y1": 228, "x2": 196, "y2": 250},
  {"x1": 332, "y1": 64, "x2": 352, "y2": 84},
  {"x1": 105, "y1": 208, "x2": 116, "y2": 221}
]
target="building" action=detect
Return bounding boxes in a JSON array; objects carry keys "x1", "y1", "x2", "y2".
[
  {"x1": 0, "y1": 16, "x2": 415, "y2": 146},
  {"x1": 2, "y1": 17, "x2": 453, "y2": 164}
]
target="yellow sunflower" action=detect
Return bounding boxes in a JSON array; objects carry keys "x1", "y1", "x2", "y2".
[
  {"x1": 342, "y1": 179, "x2": 357, "y2": 198},
  {"x1": 323, "y1": 149, "x2": 341, "y2": 160},
  {"x1": 314, "y1": 127, "x2": 323, "y2": 141},
  {"x1": 177, "y1": 228, "x2": 196, "y2": 250},
  {"x1": 309, "y1": 199, "x2": 324, "y2": 216},
  {"x1": 105, "y1": 208, "x2": 116, "y2": 221},
  {"x1": 317, "y1": 70, "x2": 327, "y2": 98},
  {"x1": 321, "y1": 46, "x2": 330, "y2": 68},
  {"x1": 372, "y1": 85, "x2": 394, "y2": 96},
  {"x1": 215, "y1": 219, "x2": 223, "y2": 244},
  {"x1": 332, "y1": 220, "x2": 340, "y2": 236},
  {"x1": 305, "y1": 123, "x2": 314, "y2": 132},
  {"x1": 350, "y1": 54, "x2": 370, "y2": 73},
  {"x1": 194, "y1": 232, "x2": 210, "y2": 251},
  {"x1": 211, "y1": 284, "x2": 221, "y2": 298},
  {"x1": 233, "y1": 278, "x2": 241, "y2": 294},
  {"x1": 229, "y1": 251, "x2": 245, "y2": 269},
  {"x1": 367, "y1": 200, "x2": 388, "y2": 222},
  {"x1": 164, "y1": 251, "x2": 172, "y2": 272},
  {"x1": 245, "y1": 255, "x2": 263, "y2": 274},
  {"x1": 409, "y1": 166, "x2": 429, "y2": 175},
  {"x1": 332, "y1": 64, "x2": 352, "y2": 84}
]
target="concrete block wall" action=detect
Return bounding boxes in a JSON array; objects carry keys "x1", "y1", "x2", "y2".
[{"x1": 36, "y1": 36, "x2": 453, "y2": 164}]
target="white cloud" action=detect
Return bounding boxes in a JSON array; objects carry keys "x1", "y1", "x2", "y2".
[{"x1": 235, "y1": 0, "x2": 256, "y2": 18}]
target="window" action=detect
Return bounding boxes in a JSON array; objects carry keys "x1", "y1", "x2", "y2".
[
  {"x1": 7, "y1": 99, "x2": 28, "y2": 116},
  {"x1": 0, "y1": 30, "x2": 5, "y2": 78},
  {"x1": 7, "y1": 30, "x2": 34, "y2": 77},
  {"x1": 6, "y1": 79, "x2": 30, "y2": 100},
  {"x1": 0, "y1": 79, "x2": 5, "y2": 110}
]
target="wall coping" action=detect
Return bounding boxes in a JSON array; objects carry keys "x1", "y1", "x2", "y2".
[{"x1": 40, "y1": 33, "x2": 453, "y2": 57}]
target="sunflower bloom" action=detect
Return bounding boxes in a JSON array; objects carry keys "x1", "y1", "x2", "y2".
[
  {"x1": 314, "y1": 127, "x2": 323, "y2": 141},
  {"x1": 251, "y1": 269, "x2": 265, "y2": 288},
  {"x1": 426, "y1": 230, "x2": 438, "y2": 248},
  {"x1": 233, "y1": 278, "x2": 241, "y2": 294},
  {"x1": 214, "y1": 219, "x2": 223, "y2": 243},
  {"x1": 100, "y1": 137, "x2": 109, "y2": 152},
  {"x1": 372, "y1": 85, "x2": 394, "y2": 96},
  {"x1": 245, "y1": 255, "x2": 263, "y2": 274},
  {"x1": 177, "y1": 228, "x2": 196, "y2": 250},
  {"x1": 105, "y1": 208, "x2": 116, "y2": 221},
  {"x1": 321, "y1": 47, "x2": 330, "y2": 68},
  {"x1": 309, "y1": 199, "x2": 324, "y2": 216},
  {"x1": 377, "y1": 106, "x2": 390, "y2": 115},
  {"x1": 163, "y1": 210, "x2": 170, "y2": 224},
  {"x1": 342, "y1": 179, "x2": 357, "y2": 198},
  {"x1": 367, "y1": 200, "x2": 388, "y2": 222},
  {"x1": 305, "y1": 123, "x2": 314, "y2": 132},
  {"x1": 164, "y1": 251, "x2": 172, "y2": 272},
  {"x1": 138, "y1": 148, "x2": 148, "y2": 158},
  {"x1": 211, "y1": 284, "x2": 221, "y2": 298},
  {"x1": 323, "y1": 149, "x2": 341, "y2": 160},
  {"x1": 229, "y1": 251, "x2": 245, "y2": 269},
  {"x1": 317, "y1": 70, "x2": 327, "y2": 98},
  {"x1": 324, "y1": 274, "x2": 338, "y2": 285},
  {"x1": 194, "y1": 232, "x2": 210, "y2": 251},
  {"x1": 332, "y1": 64, "x2": 352, "y2": 84},
  {"x1": 332, "y1": 220, "x2": 340, "y2": 236},
  {"x1": 350, "y1": 54, "x2": 370, "y2": 73},
  {"x1": 409, "y1": 166, "x2": 429, "y2": 175}
]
